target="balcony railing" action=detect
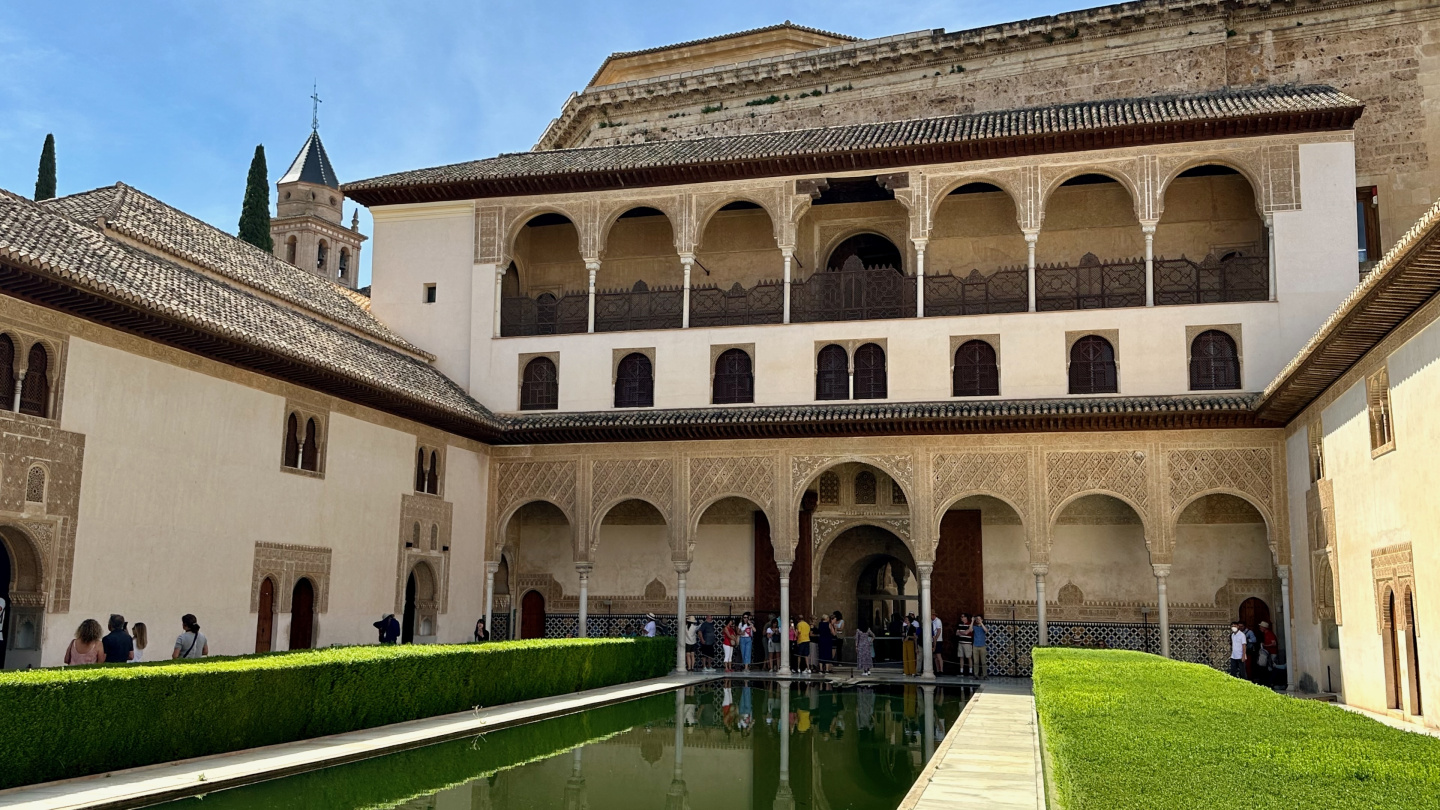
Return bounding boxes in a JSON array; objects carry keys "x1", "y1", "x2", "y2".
[
  {"x1": 1036, "y1": 253, "x2": 1146, "y2": 311},
  {"x1": 595, "y1": 281, "x2": 683, "y2": 332},
  {"x1": 688, "y1": 279, "x2": 784, "y2": 327},
  {"x1": 1154, "y1": 251, "x2": 1268, "y2": 305},
  {"x1": 924, "y1": 267, "x2": 1029, "y2": 316},
  {"x1": 500, "y1": 290, "x2": 588, "y2": 336},
  {"x1": 791, "y1": 263, "x2": 916, "y2": 323}
]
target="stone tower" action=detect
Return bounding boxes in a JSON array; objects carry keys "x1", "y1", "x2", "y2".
[{"x1": 270, "y1": 130, "x2": 365, "y2": 289}]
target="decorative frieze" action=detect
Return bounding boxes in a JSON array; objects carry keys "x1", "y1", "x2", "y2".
[{"x1": 251, "y1": 542, "x2": 333, "y2": 613}]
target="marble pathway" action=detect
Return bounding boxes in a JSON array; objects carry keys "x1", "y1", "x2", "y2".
[{"x1": 900, "y1": 682, "x2": 1047, "y2": 810}]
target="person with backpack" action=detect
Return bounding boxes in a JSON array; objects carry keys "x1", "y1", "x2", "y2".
[
  {"x1": 172, "y1": 614, "x2": 208, "y2": 659},
  {"x1": 374, "y1": 613, "x2": 401, "y2": 644}
]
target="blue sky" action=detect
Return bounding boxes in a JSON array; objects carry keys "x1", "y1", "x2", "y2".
[{"x1": 1, "y1": 1, "x2": 1080, "y2": 286}]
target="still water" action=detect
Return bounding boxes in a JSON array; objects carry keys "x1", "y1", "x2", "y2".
[{"x1": 162, "y1": 680, "x2": 968, "y2": 810}]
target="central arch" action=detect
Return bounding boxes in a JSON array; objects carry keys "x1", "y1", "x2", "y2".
[
  {"x1": 0, "y1": 525, "x2": 44, "y2": 670},
  {"x1": 816, "y1": 524, "x2": 917, "y2": 666}
]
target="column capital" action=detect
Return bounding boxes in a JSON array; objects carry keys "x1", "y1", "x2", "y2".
[
  {"x1": 1152, "y1": 563, "x2": 1172, "y2": 578},
  {"x1": 911, "y1": 237, "x2": 929, "y2": 251},
  {"x1": 485, "y1": 561, "x2": 500, "y2": 574},
  {"x1": 584, "y1": 259, "x2": 601, "y2": 272},
  {"x1": 1276, "y1": 564, "x2": 1291, "y2": 581},
  {"x1": 1030, "y1": 564, "x2": 1050, "y2": 577},
  {"x1": 916, "y1": 562, "x2": 934, "y2": 578},
  {"x1": 673, "y1": 560, "x2": 692, "y2": 575},
  {"x1": 778, "y1": 244, "x2": 796, "y2": 256},
  {"x1": 1022, "y1": 229, "x2": 1040, "y2": 243},
  {"x1": 1140, "y1": 220, "x2": 1159, "y2": 234},
  {"x1": 575, "y1": 562, "x2": 594, "y2": 577},
  {"x1": 776, "y1": 562, "x2": 792, "y2": 577}
]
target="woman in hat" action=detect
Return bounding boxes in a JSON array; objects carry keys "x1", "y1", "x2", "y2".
[
  {"x1": 643, "y1": 613, "x2": 657, "y2": 637},
  {"x1": 684, "y1": 616, "x2": 699, "y2": 670}
]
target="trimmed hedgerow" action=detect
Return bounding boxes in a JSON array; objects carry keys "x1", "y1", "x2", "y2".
[
  {"x1": 0, "y1": 637, "x2": 671, "y2": 790},
  {"x1": 1033, "y1": 649, "x2": 1440, "y2": 810}
]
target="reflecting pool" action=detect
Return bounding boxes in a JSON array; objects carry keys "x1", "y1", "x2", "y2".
[{"x1": 162, "y1": 680, "x2": 970, "y2": 809}]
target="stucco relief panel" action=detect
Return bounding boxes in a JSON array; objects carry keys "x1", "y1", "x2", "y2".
[
  {"x1": 688, "y1": 456, "x2": 775, "y2": 520},
  {"x1": 496, "y1": 459, "x2": 577, "y2": 521},
  {"x1": 931, "y1": 451, "x2": 1031, "y2": 521},
  {"x1": 1370, "y1": 543, "x2": 1415, "y2": 633},
  {"x1": 591, "y1": 457, "x2": 674, "y2": 526},
  {"x1": 792, "y1": 454, "x2": 913, "y2": 503},
  {"x1": 251, "y1": 542, "x2": 333, "y2": 613},
  {"x1": 396, "y1": 493, "x2": 454, "y2": 616},
  {"x1": 1045, "y1": 450, "x2": 1150, "y2": 521}
]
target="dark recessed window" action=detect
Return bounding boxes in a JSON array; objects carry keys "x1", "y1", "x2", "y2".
[
  {"x1": 300, "y1": 418, "x2": 319, "y2": 471},
  {"x1": 283, "y1": 413, "x2": 301, "y2": 469},
  {"x1": 1190, "y1": 330, "x2": 1241, "y2": 391},
  {"x1": 0, "y1": 334, "x2": 14, "y2": 412},
  {"x1": 521, "y1": 356, "x2": 559, "y2": 410},
  {"x1": 816, "y1": 344, "x2": 849, "y2": 401},
  {"x1": 953, "y1": 340, "x2": 1000, "y2": 397},
  {"x1": 1069, "y1": 336, "x2": 1117, "y2": 395},
  {"x1": 615, "y1": 352, "x2": 654, "y2": 408},
  {"x1": 19, "y1": 343, "x2": 49, "y2": 417},
  {"x1": 424, "y1": 284, "x2": 437, "y2": 303},
  {"x1": 712, "y1": 348, "x2": 754, "y2": 405},
  {"x1": 854, "y1": 470, "x2": 877, "y2": 504},
  {"x1": 853, "y1": 343, "x2": 887, "y2": 400}
]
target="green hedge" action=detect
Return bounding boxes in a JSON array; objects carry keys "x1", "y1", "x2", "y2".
[
  {"x1": 1033, "y1": 649, "x2": 1440, "y2": 810},
  {"x1": 0, "y1": 637, "x2": 672, "y2": 790}
]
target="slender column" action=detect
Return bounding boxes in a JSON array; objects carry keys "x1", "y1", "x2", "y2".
[
  {"x1": 585, "y1": 260, "x2": 599, "y2": 333},
  {"x1": 775, "y1": 683, "x2": 793, "y2": 810},
  {"x1": 914, "y1": 239, "x2": 927, "y2": 319},
  {"x1": 675, "y1": 561, "x2": 689, "y2": 673},
  {"x1": 1266, "y1": 214, "x2": 1277, "y2": 302},
  {"x1": 1033, "y1": 564, "x2": 1049, "y2": 647},
  {"x1": 484, "y1": 561, "x2": 498, "y2": 637},
  {"x1": 777, "y1": 562, "x2": 792, "y2": 675},
  {"x1": 493, "y1": 266, "x2": 505, "y2": 338},
  {"x1": 1142, "y1": 222, "x2": 1157, "y2": 307},
  {"x1": 1278, "y1": 564, "x2": 1296, "y2": 691},
  {"x1": 1024, "y1": 230, "x2": 1039, "y2": 312},
  {"x1": 921, "y1": 685, "x2": 936, "y2": 763},
  {"x1": 680, "y1": 255, "x2": 694, "y2": 329},
  {"x1": 1153, "y1": 564, "x2": 1172, "y2": 658},
  {"x1": 919, "y1": 563, "x2": 935, "y2": 680},
  {"x1": 575, "y1": 563, "x2": 592, "y2": 638},
  {"x1": 781, "y1": 249, "x2": 794, "y2": 324},
  {"x1": 10, "y1": 371, "x2": 21, "y2": 412}
]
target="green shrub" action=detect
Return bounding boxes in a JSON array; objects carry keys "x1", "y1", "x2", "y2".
[
  {"x1": 0, "y1": 637, "x2": 671, "y2": 789},
  {"x1": 1033, "y1": 649, "x2": 1440, "y2": 810}
]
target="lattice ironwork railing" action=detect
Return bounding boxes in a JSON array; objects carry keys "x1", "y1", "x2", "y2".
[
  {"x1": 499, "y1": 291, "x2": 588, "y2": 336},
  {"x1": 924, "y1": 267, "x2": 1029, "y2": 316},
  {"x1": 689, "y1": 280, "x2": 785, "y2": 327},
  {"x1": 542, "y1": 613, "x2": 677, "y2": 638},
  {"x1": 791, "y1": 264, "x2": 917, "y2": 323},
  {"x1": 980, "y1": 620, "x2": 1232, "y2": 677},
  {"x1": 489, "y1": 614, "x2": 511, "y2": 641},
  {"x1": 595, "y1": 282, "x2": 684, "y2": 332},
  {"x1": 1154, "y1": 252, "x2": 1269, "y2": 305},
  {"x1": 1035, "y1": 254, "x2": 1146, "y2": 311}
]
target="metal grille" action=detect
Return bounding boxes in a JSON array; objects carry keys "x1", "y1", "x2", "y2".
[
  {"x1": 1189, "y1": 330, "x2": 1240, "y2": 391},
  {"x1": 542, "y1": 613, "x2": 677, "y2": 638},
  {"x1": 520, "y1": 356, "x2": 558, "y2": 410},
  {"x1": 953, "y1": 339, "x2": 1000, "y2": 396},
  {"x1": 1154, "y1": 252, "x2": 1268, "y2": 306},
  {"x1": 1036, "y1": 254, "x2": 1145, "y2": 311},
  {"x1": 595, "y1": 281, "x2": 684, "y2": 332},
  {"x1": 924, "y1": 267, "x2": 1029, "y2": 316},
  {"x1": 488, "y1": 614, "x2": 511, "y2": 641},
  {"x1": 712, "y1": 348, "x2": 754, "y2": 404},
  {"x1": 614, "y1": 353, "x2": 654, "y2": 408},
  {"x1": 689, "y1": 280, "x2": 784, "y2": 327},
  {"x1": 1068, "y1": 335, "x2": 1117, "y2": 394},
  {"x1": 499, "y1": 291, "x2": 588, "y2": 336},
  {"x1": 979, "y1": 620, "x2": 1232, "y2": 677},
  {"x1": 853, "y1": 343, "x2": 887, "y2": 399},
  {"x1": 792, "y1": 264, "x2": 916, "y2": 323},
  {"x1": 816, "y1": 344, "x2": 849, "y2": 400}
]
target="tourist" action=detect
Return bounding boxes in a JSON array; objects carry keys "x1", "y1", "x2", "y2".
[
  {"x1": 856, "y1": 622, "x2": 875, "y2": 676},
  {"x1": 739, "y1": 613, "x2": 754, "y2": 671},
  {"x1": 765, "y1": 618, "x2": 778, "y2": 671},
  {"x1": 722, "y1": 619, "x2": 737, "y2": 672},
  {"x1": 102, "y1": 614, "x2": 134, "y2": 663},
  {"x1": 796, "y1": 615, "x2": 812, "y2": 674},
  {"x1": 1228, "y1": 621, "x2": 1248, "y2": 678},
  {"x1": 473, "y1": 618, "x2": 490, "y2": 643},
  {"x1": 643, "y1": 612, "x2": 658, "y2": 638},
  {"x1": 699, "y1": 615, "x2": 717, "y2": 670},
  {"x1": 172, "y1": 614, "x2": 208, "y2": 659},
  {"x1": 815, "y1": 610, "x2": 833, "y2": 674},
  {"x1": 901, "y1": 613, "x2": 917, "y2": 676},
  {"x1": 63, "y1": 619, "x2": 105, "y2": 665},
  {"x1": 131, "y1": 622, "x2": 148, "y2": 662},
  {"x1": 374, "y1": 613, "x2": 400, "y2": 644},
  {"x1": 931, "y1": 613, "x2": 944, "y2": 676},
  {"x1": 957, "y1": 613, "x2": 974, "y2": 676},
  {"x1": 971, "y1": 615, "x2": 988, "y2": 679},
  {"x1": 685, "y1": 616, "x2": 698, "y2": 670},
  {"x1": 0, "y1": 594, "x2": 6, "y2": 650},
  {"x1": 831, "y1": 612, "x2": 845, "y2": 669}
]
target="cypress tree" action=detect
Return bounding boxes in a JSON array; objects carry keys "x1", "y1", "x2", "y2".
[
  {"x1": 238, "y1": 144, "x2": 273, "y2": 251},
  {"x1": 34, "y1": 134, "x2": 56, "y2": 201}
]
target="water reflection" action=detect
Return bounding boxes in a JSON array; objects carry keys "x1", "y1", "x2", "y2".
[{"x1": 162, "y1": 680, "x2": 969, "y2": 810}]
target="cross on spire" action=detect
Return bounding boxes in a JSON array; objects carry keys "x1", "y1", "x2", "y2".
[{"x1": 310, "y1": 83, "x2": 322, "y2": 132}]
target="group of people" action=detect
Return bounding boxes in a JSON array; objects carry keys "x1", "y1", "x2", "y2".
[
  {"x1": 62, "y1": 613, "x2": 207, "y2": 665},
  {"x1": 684, "y1": 612, "x2": 762, "y2": 672},
  {"x1": 1228, "y1": 618, "x2": 1282, "y2": 685}
]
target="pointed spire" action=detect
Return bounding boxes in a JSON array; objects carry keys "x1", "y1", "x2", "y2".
[{"x1": 279, "y1": 131, "x2": 339, "y2": 189}]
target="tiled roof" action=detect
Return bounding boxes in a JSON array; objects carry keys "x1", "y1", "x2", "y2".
[
  {"x1": 587, "y1": 22, "x2": 859, "y2": 87},
  {"x1": 0, "y1": 188, "x2": 496, "y2": 432},
  {"x1": 279, "y1": 131, "x2": 340, "y2": 189},
  {"x1": 42, "y1": 184, "x2": 423, "y2": 356},
  {"x1": 346, "y1": 85, "x2": 1362, "y2": 206}
]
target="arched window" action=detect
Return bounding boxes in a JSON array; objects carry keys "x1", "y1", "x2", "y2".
[
  {"x1": 614, "y1": 353, "x2": 654, "y2": 408},
  {"x1": 712, "y1": 349, "x2": 754, "y2": 405},
  {"x1": 411, "y1": 522, "x2": 420, "y2": 547},
  {"x1": 953, "y1": 340, "x2": 1000, "y2": 397},
  {"x1": 1190, "y1": 330, "x2": 1240, "y2": 390},
  {"x1": 818, "y1": 471, "x2": 840, "y2": 504},
  {"x1": 520, "y1": 357, "x2": 558, "y2": 411},
  {"x1": 338, "y1": 248, "x2": 350, "y2": 280},
  {"x1": 535, "y1": 292, "x2": 558, "y2": 335},
  {"x1": 826, "y1": 233, "x2": 903, "y2": 271},
  {"x1": 0, "y1": 334, "x2": 15, "y2": 411},
  {"x1": 427, "y1": 450, "x2": 439, "y2": 495},
  {"x1": 300, "y1": 418, "x2": 319, "y2": 471},
  {"x1": 815, "y1": 344, "x2": 849, "y2": 401},
  {"x1": 316, "y1": 240, "x2": 329, "y2": 272},
  {"x1": 1069, "y1": 336, "x2": 1117, "y2": 395},
  {"x1": 19, "y1": 343, "x2": 49, "y2": 417},
  {"x1": 25, "y1": 466, "x2": 44, "y2": 503},
  {"x1": 283, "y1": 412, "x2": 301, "y2": 468},
  {"x1": 853, "y1": 343, "x2": 887, "y2": 400},
  {"x1": 285, "y1": 236, "x2": 297, "y2": 264},
  {"x1": 854, "y1": 470, "x2": 877, "y2": 504},
  {"x1": 415, "y1": 448, "x2": 427, "y2": 492},
  {"x1": 430, "y1": 524, "x2": 439, "y2": 551}
]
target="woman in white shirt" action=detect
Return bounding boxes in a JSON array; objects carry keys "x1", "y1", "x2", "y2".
[{"x1": 131, "y1": 622, "x2": 148, "y2": 662}]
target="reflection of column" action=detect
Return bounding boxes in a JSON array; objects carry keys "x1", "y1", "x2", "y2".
[
  {"x1": 484, "y1": 561, "x2": 498, "y2": 639},
  {"x1": 919, "y1": 563, "x2": 934, "y2": 680},
  {"x1": 1278, "y1": 564, "x2": 1295, "y2": 691},
  {"x1": 775, "y1": 684, "x2": 793, "y2": 810},
  {"x1": 921, "y1": 685, "x2": 935, "y2": 763},
  {"x1": 680, "y1": 255, "x2": 694, "y2": 329},
  {"x1": 576, "y1": 563, "x2": 592, "y2": 638},
  {"x1": 914, "y1": 239, "x2": 927, "y2": 318},
  {"x1": 778, "y1": 562, "x2": 792, "y2": 675},
  {"x1": 1024, "y1": 230, "x2": 1039, "y2": 312},
  {"x1": 1033, "y1": 564, "x2": 1049, "y2": 647},
  {"x1": 781, "y1": 248, "x2": 794, "y2": 324},
  {"x1": 675, "y1": 562, "x2": 689, "y2": 673},
  {"x1": 1153, "y1": 564, "x2": 1171, "y2": 658},
  {"x1": 1142, "y1": 222, "x2": 1157, "y2": 307},
  {"x1": 674, "y1": 689, "x2": 685, "y2": 777},
  {"x1": 586, "y1": 260, "x2": 600, "y2": 333},
  {"x1": 493, "y1": 265, "x2": 506, "y2": 338},
  {"x1": 564, "y1": 747, "x2": 587, "y2": 810}
]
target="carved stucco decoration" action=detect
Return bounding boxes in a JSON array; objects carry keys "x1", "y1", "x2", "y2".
[
  {"x1": 921, "y1": 166, "x2": 1040, "y2": 232},
  {"x1": 1307, "y1": 479, "x2": 1342, "y2": 625},
  {"x1": 688, "y1": 456, "x2": 774, "y2": 526},
  {"x1": 252, "y1": 542, "x2": 333, "y2": 613},
  {"x1": 812, "y1": 515, "x2": 912, "y2": 553},
  {"x1": 396, "y1": 493, "x2": 453, "y2": 617},
  {"x1": 931, "y1": 452, "x2": 1031, "y2": 522},
  {"x1": 1371, "y1": 543, "x2": 1415, "y2": 633},
  {"x1": 496, "y1": 460, "x2": 577, "y2": 525},
  {"x1": 1167, "y1": 447, "x2": 1275, "y2": 517},
  {"x1": 591, "y1": 457, "x2": 674, "y2": 539},
  {"x1": 1045, "y1": 450, "x2": 1150, "y2": 522},
  {"x1": 792, "y1": 454, "x2": 913, "y2": 504}
]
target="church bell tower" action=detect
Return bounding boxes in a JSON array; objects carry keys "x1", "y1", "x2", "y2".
[{"x1": 270, "y1": 92, "x2": 365, "y2": 289}]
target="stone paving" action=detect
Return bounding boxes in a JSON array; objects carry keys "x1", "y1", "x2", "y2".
[{"x1": 901, "y1": 682, "x2": 1046, "y2": 810}]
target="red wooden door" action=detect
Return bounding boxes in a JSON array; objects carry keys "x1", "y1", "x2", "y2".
[
  {"x1": 1239, "y1": 598, "x2": 1271, "y2": 633},
  {"x1": 289, "y1": 578, "x2": 315, "y2": 650},
  {"x1": 521, "y1": 590, "x2": 546, "y2": 639},
  {"x1": 255, "y1": 577, "x2": 275, "y2": 653},
  {"x1": 934, "y1": 510, "x2": 984, "y2": 628}
]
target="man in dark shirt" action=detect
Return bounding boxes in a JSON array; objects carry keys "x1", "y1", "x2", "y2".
[
  {"x1": 373, "y1": 613, "x2": 401, "y2": 644},
  {"x1": 698, "y1": 616, "x2": 717, "y2": 670},
  {"x1": 102, "y1": 614, "x2": 134, "y2": 663}
]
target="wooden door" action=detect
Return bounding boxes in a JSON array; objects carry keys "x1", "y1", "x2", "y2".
[
  {"x1": 1388, "y1": 591, "x2": 1403, "y2": 710},
  {"x1": 1238, "y1": 598, "x2": 1271, "y2": 633},
  {"x1": 521, "y1": 590, "x2": 546, "y2": 639},
  {"x1": 402, "y1": 573, "x2": 417, "y2": 644},
  {"x1": 934, "y1": 510, "x2": 984, "y2": 628},
  {"x1": 255, "y1": 577, "x2": 275, "y2": 653},
  {"x1": 289, "y1": 578, "x2": 315, "y2": 650}
]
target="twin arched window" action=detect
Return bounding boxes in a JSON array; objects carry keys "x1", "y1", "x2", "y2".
[
  {"x1": 282, "y1": 414, "x2": 321, "y2": 471},
  {"x1": 415, "y1": 448, "x2": 440, "y2": 494},
  {"x1": 521, "y1": 357, "x2": 558, "y2": 410},
  {"x1": 953, "y1": 340, "x2": 999, "y2": 397},
  {"x1": 615, "y1": 353, "x2": 654, "y2": 408},
  {"x1": 712, "y1": 349, "x2": 753, "y2": 404},
  {"x1": 1190, "y1": 330, "x2": 1240, "y2": 390},
  {"x1": 0, "y1": 338, "x2": 53, "y2": 418},
  {"x1": 815, "y1": 343, "x2": 888, "y2": 401},
  {"x1": 1069, "y1": 335, "x2": 1117, "y2": 395}
]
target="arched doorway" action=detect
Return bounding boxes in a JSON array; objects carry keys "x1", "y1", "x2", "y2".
[
  {"x1": 1405, "y1": 590, "x2": 1423, "y2": 716},
  {"x1": 1387, "y1": 590, "x2": 1403, "y2": 710},
  {"x1": 255, "y1": 577, "x2": 276, "y2": 653},
  {"x1": 521, "y1": 590, "x2": 546, "y2": 639},
  {"x1": 0, "y1": 539, "x2": 9, "y2": 670},
  {"x1": 1238, "y1": 597, "x2": 1271, "y2": 634},
  {"x1": 289, "y1": 577, "x2": 315, "y2": 650},
  {"x1": 402, "y1": 572, "x2": 418, "y2": 644},
  {"x1": 0, "y1": 525, "x2": 44, "y2": 670},
  {"x1": 815, "y1": 524, "x2": 916, "y2": 665}
]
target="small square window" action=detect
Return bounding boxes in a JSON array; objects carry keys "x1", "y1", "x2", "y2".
[{"x1": 423, "y1": 284, "x2": 437, "y2": 304}]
